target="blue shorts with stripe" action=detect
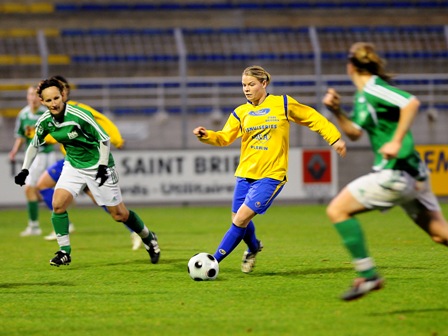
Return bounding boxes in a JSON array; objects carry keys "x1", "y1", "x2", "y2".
[
  {"x1": 46, "y1": 159, "x2": 65, "y2": 182},
  {"x1": 232, "y1": 177, "x2": 286, "y2": 215}
]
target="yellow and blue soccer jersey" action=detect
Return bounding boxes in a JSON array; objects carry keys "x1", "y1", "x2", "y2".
[
  {"x1": 69, "y1": 100, "x2": 125, "y2": 149},
  {"x1": 44, "y1": 100, "x2": 125, "y2": 155},
  {"x1": 199, "y1": 94, "x2": 341, "y2": 181}
]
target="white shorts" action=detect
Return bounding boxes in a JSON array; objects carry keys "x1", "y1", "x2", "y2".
[
  {"x1": 26, "y1": 151, "x2": 57, "y2": 186},
  {"x1": 348, "y1": 169, "x2": 441, "y2": 216},
  {"x1": 55, "y1": 161, "x2": 123, "y2": 206}
]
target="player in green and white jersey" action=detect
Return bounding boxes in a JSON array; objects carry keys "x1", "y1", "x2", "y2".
[
  {"x1": 9, "y1": 86, "x2": 57, "y2": 237},
  {"x1": 14, "y1": 78, "x2": 160, "y2": 267},
  {"x1": 323, "y1": 42, "x2": 448, "y2": 301},
  {"x1": 37, "y1": 75, "x2": 141, "y2": 251}
]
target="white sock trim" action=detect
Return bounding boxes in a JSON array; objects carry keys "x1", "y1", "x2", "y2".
[
  {"x1": 56, "y1": 235, "x2": 70, "y2": 248},
  {"x1": 354, "y1": 257, "x2": 375, "y2": 272},
  {"x1": 138, "y1": 226, "x2": 150, "y2": 239},
  {"x1": 28, "y1": 220, "x2": 39, "y2": 228}
]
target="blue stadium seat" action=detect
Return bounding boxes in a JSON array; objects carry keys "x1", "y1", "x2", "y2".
[{"x1": 52, "y1": 1, "x2": 448, "y2": 12}]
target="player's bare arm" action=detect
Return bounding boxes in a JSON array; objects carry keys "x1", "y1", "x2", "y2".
[
  {"x1": 379, "y1": 97, "x2": 420, "y2": 160},
  {"x1": 323, "y1": 88, "x2": 363, "y2": 141}
]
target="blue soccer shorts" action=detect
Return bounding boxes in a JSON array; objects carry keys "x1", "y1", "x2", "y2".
[
  {"x1": 46, "y1": 159, "x2": 65, "y2": 182},
  {"x1": 232, "y1": 177, "x2": 286, "y2": 215}
]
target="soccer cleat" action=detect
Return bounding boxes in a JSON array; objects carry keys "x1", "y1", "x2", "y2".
[
  {"x1": 20, "y1": 226, "x2": 42, "y2": 237},
  {"x1": 49, "y1": 250, "x2": 71, "y2": 267},
  {"x1": 241, "y1": 240, "x2": 263, "y2": 273},
  {"x1": 44, "y1": 223, "x2": 76, "y2": 241},
  {"x1": 145, "y1": 232, "x2": 160, "y2": 264},
  {"x1": 131, "y1": 232, "x2": 142, "y2": 251},
  {"x1": 341, "y1": 276, "x2": 384, "y2": 301},
  {"x1": 44, "y1": 231, "x2": 57, "y2": 241}
]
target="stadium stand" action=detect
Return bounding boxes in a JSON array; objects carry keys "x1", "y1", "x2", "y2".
[
  {"x1": 0, "y1": 2, "x2": 447, "y2": 150},
  {"x1": 317, "y1": 26, "x2": 448, "y2": 74},
  {"x1": 0, "y1": 24, "x2": 446, "y2": 113},
  {"x1": 0, "y1": 25, "x2": 446, "y2": 79},
  {"x1": 1, "y1": 1, "x2": 447, "y2": 13}
]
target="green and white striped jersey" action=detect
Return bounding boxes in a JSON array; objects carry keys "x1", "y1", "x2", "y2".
[
  {"x1": 32, "y1": 102, "x2": 114, "y2": 169},
  {"x1": 350, "y1": 75, "x2": 426, "y2": 180}
]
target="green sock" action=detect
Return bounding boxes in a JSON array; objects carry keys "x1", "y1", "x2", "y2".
[
  {"x1": 52, "y1": 211, "x2": 71, "y2": 254},
  {"x1": 28, "y1": 201, "x2": 39, "y2": 222},
  {"x1": 124, "y1": 210, "x2": 154, "y2": 244},
  {"x1": 124, "y1": 210, "x2": 144, "y2": 233},
  {"x1": 334, "y1": 218, "x2": 377, "y2": 278}
]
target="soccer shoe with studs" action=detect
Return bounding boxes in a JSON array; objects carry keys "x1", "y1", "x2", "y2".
[
  {"x1": 131, "y1": 232, "x2": 143, "y2": 251},
  {"x1": 50, "y1": 250, "x2": 71, "y2": 267},
  {"x1": 44, "y1": 223, "x2": 76, "y2": 241},
  {"x1": 20, "y1": 226, "x2": 42, "y2": 237},
  {"x1": 341, "y1": 276, "x2": 384, "y2": 301},
  {"x1": 241, "y1": 240, "x2": 263, "y2": 273},
  {"x1": 145, "y1": 232, "x2": 160, "y2": 264}
]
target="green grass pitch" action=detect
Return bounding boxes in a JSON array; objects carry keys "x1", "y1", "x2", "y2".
[{"x1": 1, "y1": 203, "x2": 447, "y2": 336}]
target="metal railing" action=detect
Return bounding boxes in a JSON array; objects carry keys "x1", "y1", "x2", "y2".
[
  {"x1": 1, "y1": 74, "x2": 447, "y2": 113},
  {"x1": 1, "y1": 73, "x2": 447, "y2": 150}
]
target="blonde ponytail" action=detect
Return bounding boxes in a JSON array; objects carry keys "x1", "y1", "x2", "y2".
[{"x1": 348, "y1": 42, "x2": 392, "y2": 82}]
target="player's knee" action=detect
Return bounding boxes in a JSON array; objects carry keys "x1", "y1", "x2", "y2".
[
  {"x1": 326, "y1": 205, "x2": 349, "y2": 224},
  {"x1": 326, "y1": 204, "x2": 339, "y2": 222},
  {"x1": 111, "y1": 212, "x2": 126, "y2": 222},
  {"x1": 52, "y1": 203, "x2": 66, "y2": 214}
]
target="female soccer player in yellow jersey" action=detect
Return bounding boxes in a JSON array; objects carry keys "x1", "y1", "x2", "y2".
[{"x1": 193, "y1": 65, "x2": 346, "y2": 273}]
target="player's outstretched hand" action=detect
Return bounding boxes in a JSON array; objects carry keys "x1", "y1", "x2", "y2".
[
  {"x1": 323, "y1": 88, "x2": 341, "y2": 114},
  {"x1": 193, "y1": 126, "x2": 207, "y2": 138},
  {"x1": 14, "y1": 169, "x2": 29, "y2": 186},
  {"x1": 332, "y1": 139, "x2": 347, "y2": 158},
  {"x1": 95, "y1": 165, "x2": 109, "y2": 187}
]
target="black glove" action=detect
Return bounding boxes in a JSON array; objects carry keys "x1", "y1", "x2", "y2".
[
  {"x1": 95, "y1": 165, "x2": 109, "y2": 187},
  {"x1": 15, "y1": 169, "x2": 29, "y2": 186}
]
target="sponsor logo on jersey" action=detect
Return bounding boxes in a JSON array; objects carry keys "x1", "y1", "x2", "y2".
[
  {"x1": 265, "y1": 116, "x2": 279, "y2": 122},
  {"x1": 245, "y1": 124, "x2": 277, "y2": 132},
  {"x1": 67, "y1": 131, "x2": 79, "y2": 139},
  {"x1": 248, "y1": 108, "x2": 270, "y2": 116},
  {"x1": 250, "y1": 146, "x2": 268, "y2": 150},
  {"x1": 252, "y1": 133, "x2": 271, "y2": 143}
]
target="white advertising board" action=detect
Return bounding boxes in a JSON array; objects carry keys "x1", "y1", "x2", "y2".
[{"x1": 0, "y1": 148, "x2": 337, "y2": 206}]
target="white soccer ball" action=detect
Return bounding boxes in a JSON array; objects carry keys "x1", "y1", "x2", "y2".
[{"x1": 187, "y1": 252, "x2": 219, "y2": 281}]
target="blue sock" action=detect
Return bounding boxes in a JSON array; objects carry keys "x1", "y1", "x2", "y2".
[
  {"x1": 39, "y1": 188, "x2": 54, "y2": 210},
  {"x1": 214, "y1": 223, "x2": 246, "y2": 262},
  {"x1": 101, "y1": 205, "x2": 109, "y2": 213},
  {"x1": 243, "y1": 221, "x2": 260, "y2": 253},
  {"x1": 123, "y1": 223, "x2": 133, "y2": 233}
]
